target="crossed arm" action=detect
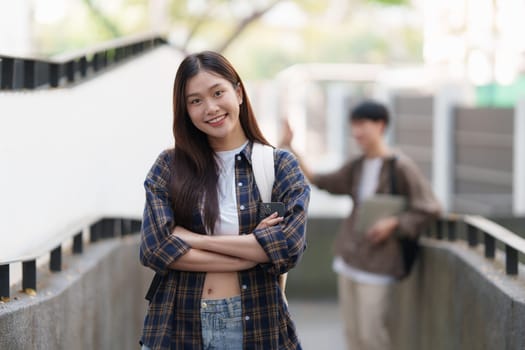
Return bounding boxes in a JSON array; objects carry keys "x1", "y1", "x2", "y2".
[{"x1": 168, "y1": 213, "x2": 283, "y2": 272}]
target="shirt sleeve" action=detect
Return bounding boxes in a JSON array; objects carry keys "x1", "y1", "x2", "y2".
[
  {"x1": 139, "y1": 150, "x2": 191, "y2": 274},
  {"x1": 253, "y1": 149, "x2": 311, "y2": 275},
  {"x1": 396, "y1": 156, "x2": 442, "y2": 239},
  {"x1": 312, "y1": 160, "x2": 354, "y2": 195}
]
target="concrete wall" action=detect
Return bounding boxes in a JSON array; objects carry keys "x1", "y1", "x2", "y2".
[
  {"x1": 289, "y1": 218, "x2": 525, "y2": 350},
  {"x1": 0, "y1": 46, "x2": 182, "y2": 261},
  {"x1": 1, "y1": 219, "x2": 524, "y2": 350},
  {"x1": 389, "y1": 238, "x2": 525, "y2": 350},
  {"x1": 0, "y1": 235, "x2": 153, "y2": 350}
]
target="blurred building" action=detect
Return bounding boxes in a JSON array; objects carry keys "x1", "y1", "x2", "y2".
[{"x1": 420, "y1": 0, "x2": 525, "y2": 105}]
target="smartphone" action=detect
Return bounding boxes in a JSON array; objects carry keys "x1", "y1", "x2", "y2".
[{"x1": 257, "y1": 202, "x2": 286, "y2": 222}]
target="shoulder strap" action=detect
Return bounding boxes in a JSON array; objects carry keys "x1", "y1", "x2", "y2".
[
  {"x1": 251, "y1": 142, "x2": 275, "y2": 202},
  {"x1": 390, "y1": 157, "x2": 398, "y2": 195}
]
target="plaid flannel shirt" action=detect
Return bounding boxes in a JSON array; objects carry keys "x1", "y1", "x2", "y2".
[{"x1": 139, "y1": 142, "x2": 310, "y2": 349}]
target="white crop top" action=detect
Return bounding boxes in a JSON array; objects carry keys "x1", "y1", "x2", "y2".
[{"x1": 213, "y1": 142, "x2": 248, "y2": 235}]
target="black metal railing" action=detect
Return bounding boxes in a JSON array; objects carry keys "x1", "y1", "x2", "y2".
[
  {"x1": 429, "y1": 214, "x2": 525, "y2": 276},
  {"x1": 0, "y1": 33, "x2": 166, "y2": 91},
  {"x1": 0, "y1": 217, "x2": 141, "y2": 301}
]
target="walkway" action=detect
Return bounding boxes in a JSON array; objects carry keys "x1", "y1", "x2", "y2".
[{"x1": 289, "y1": 299, "x2": 345, "y2": 350}]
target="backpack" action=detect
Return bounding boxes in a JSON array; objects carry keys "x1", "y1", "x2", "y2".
[{"x1": 251, "y1": 143, "x2": 288, "y2": 302}]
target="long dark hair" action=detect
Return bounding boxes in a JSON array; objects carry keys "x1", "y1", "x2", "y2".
[{"x1": 171, "y1": 51, "x2": 270, "y2": 234}]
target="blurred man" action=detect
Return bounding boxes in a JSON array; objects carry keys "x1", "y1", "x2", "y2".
[{"x1": 280, "y1": 100, "x2": 441, "y2": 350}]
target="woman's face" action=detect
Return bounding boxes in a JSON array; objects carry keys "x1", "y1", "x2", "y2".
[{"x1": 185, "y1": 70, "x2": 245, "y2": 150}]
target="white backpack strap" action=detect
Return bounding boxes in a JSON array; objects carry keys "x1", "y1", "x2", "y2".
[
  {"x1": 251, "y1": 142, "x2": 275, "y2": 203},
  {"x1": 252, "y1": 142, "x2": 288, "y2": 303}
]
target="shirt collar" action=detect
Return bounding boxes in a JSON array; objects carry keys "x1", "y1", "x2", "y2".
[{"x1": 239, "y1": 140, "x2": 255, "y2": 165}]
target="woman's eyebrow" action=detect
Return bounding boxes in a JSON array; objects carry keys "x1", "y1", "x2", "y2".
[{"x1": 186, "y1": 83, "x2": 224, "y2": 98}]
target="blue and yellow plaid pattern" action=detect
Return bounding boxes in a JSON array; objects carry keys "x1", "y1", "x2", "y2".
[{"x1": 139, "y1": 142, "x2": 310, "y2": 349}]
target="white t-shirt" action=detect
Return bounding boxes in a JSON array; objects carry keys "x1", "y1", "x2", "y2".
[
  {"x1": 213, "y1": 142, "x2": 248, "y2": 236},
  {"x1": 332, "y1": 157, "x2": 396, "y2": 285}
]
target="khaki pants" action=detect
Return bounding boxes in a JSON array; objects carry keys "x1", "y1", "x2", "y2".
[{"x1": 337, "y1": 274, "x2": 393, "y2": 350}]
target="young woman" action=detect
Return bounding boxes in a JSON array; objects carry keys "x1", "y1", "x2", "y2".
[{"x1": 139, "y1": 51, "x2": 310, "y2": 349}]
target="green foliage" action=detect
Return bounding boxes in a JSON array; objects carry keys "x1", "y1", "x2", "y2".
[{"x1": 33, "y1": 0, "x2": 421, "y2": 74}]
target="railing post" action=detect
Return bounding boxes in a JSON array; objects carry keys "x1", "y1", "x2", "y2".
[
  {"x1": 484, "y1": 233, "x2": 495, "y2": 259},
  {"x1": 92, "y1": 53, "x2": 100, "y2": 72},
  {"x1": 1, "y1": 57, "x2": 14, "y2": 89},
  {"x1": 436, "y1": 220, "x2": 444, "y2": 240},
  {"x1": 100, "y1": 218, "x2": 116, "y2": 239},
  {"x1": 49, "y1": 63, "x2": 60, "y2": 87},
  {"x1": 505, "y1": 245, "x2": 518, "y2": 275},
  {"x1": 65, "y1": 60, "x2": 75, "y2": 83},
  {"x1": 131, "y1": 219, "x2": 142, "y2": 234},
  {"x1": 13, "y1": 59, "x2": 25, "y2": 89},
  {"x1": 467, "y1": 224, "x2": 478, "y2": 247},
  {"x1": 115, "y1": 218, "x2": 123, "y2": 237},
  {"x1": 90, "y1": 222, "x2": 100, "y2": 242},
  {"x1": 22, "y1": 260, "x2": 37, "y2": 292},
  {"x1": 23, "y1": 60, "x2": 35, "y2": 89},
  {"x1": 447, "y1": 220, "x2": 456, "y2": 241},
  {"x1": 50, "y1": 245, "x2": 62, "y2": 272},
  {"x1": 73, "y1": 232, "x2": 83, "y2": 254},
  {"x1": 79, "y1": 57, "x2": 88, "y2": 77},
  {"x1": 0, "y1": 265, "x2": 9, "y2": 300}
]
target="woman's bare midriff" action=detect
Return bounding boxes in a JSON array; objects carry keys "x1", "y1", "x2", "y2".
[{"x1": 202, "y1": 272, "x2": 240, "y2": 299}]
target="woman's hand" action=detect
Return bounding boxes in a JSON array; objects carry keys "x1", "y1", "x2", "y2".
[{"x1": 256, "y1": 212, "x2": 284, "y2": 230}]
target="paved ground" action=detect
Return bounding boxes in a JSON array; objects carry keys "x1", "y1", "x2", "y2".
[{"x1": 288, "y1": 299, "x2": 346, "y2": 350}]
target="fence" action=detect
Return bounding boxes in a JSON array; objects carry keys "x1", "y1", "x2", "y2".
[
  {"x1": 0, "y1": 33, "x2": 166, "y2": 90},
  {"x1": 390, "y1": 91, "x2": 525, "y2": 217},
  {"x1": 0, "y1": 217, "x2": 141, "y2": 301},
  {"x1": 430, "y1": 214, "x2": 525, "y2": 275}
]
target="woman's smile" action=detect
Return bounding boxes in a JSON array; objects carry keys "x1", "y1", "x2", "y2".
[{"x1": 206, "y1": 114, "x2": 227, "y2": 127}]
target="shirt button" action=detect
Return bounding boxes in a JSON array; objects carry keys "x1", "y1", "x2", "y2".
[
  {"x1": 237, "y1": 156, "x2": 241, "y2": 161},
  {"x1": 238, "y1": 182, "x2": 243, "y2": 187},
  {"x1": 245, "y1": 316, "x2": 250, "y2": 321},
  {"x1": 242, "y1": 284, "x2": 247, "y2": 290},
  {"x1": 201, "y1": 302, "x2": 207, "y2": 308},
  {"x1": 240, "y1": 205, "x2": 245, "y2": 210}
]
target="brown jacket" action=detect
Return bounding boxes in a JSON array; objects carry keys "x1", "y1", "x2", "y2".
[{"x1": 313, "y1": 151, "x2": 441, "y2": 278}]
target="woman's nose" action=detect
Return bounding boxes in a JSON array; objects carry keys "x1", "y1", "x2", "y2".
[{"x1": 204, "y1": 100, "x2": 219, "y2": 115}]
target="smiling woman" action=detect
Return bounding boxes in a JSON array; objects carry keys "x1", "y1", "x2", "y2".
[{"x1": 138, "y1": 51, "x2": 310, "y2": 349}]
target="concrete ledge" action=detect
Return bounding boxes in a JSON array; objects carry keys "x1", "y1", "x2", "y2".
[
  {"x1": 288, "y1": 218, "x2": 525, "y2": 349},
  {"x1": 0, "y1": 235, "x2": 153, "y2": 350},
  {"x1": 390, "y1": 238, "x2": 525, "y2": 350}
]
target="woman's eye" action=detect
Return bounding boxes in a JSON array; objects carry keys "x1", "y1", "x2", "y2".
[
  {"x1": 189, "y1": 98, "x2": 201, "y2": 105},
  {"x1": 214, "y1": 90, "x2": 224, "y2": 97}
]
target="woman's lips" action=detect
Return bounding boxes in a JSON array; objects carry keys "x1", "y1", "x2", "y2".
[{"x1": 207, "y1": 114, "x2": 227, "y2": 127}]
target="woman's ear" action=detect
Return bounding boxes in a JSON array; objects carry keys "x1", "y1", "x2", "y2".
[{"x1": 236, "y1": 82, "x2": 243, "y2": 105}]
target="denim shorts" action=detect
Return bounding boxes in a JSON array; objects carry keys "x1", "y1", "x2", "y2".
[
  {"x1": 201, "y1": 295, "x2": 243, "y2": 350},
  {"x1": 140, "y1": 295, "x2": 243, "y2": 350}
]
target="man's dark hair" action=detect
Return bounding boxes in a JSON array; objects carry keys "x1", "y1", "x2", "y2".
[{"x1": 350, "y1": 100, "x2": 390, "y2": 125}]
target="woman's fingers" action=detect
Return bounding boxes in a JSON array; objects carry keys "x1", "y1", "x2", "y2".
[{"x1": 256, "y1": 212, "x2": 284, "y2": 229}]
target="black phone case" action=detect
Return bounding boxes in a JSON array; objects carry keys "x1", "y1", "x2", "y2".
[{"x1": 257, "y1": 202, "x2": 285, "y2": 222}]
